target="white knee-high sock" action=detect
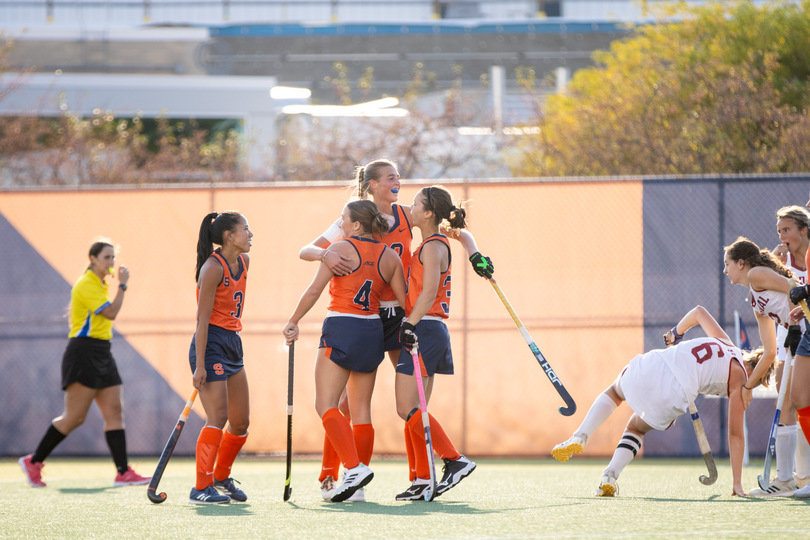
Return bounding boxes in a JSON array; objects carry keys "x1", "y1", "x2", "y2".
[
  {"x1": 776, "y1": 424, "x2": 797, "y2": 482},
  {"x1": 605, "y1": 432, "x2": 642, "y2": 478},
  {"x1": 796, "y1": 423, "x2": 810, "y2": 480},
  {"x1": 575, "y1": 393, "x2": 618, "y2": 444}
]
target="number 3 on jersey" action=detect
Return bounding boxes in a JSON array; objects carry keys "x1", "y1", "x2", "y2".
[{"x1": 353, "y1": 280, "x2": 373, "y2": 311}]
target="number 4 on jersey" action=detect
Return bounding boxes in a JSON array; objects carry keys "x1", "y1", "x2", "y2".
[{"x1": 353, "y1": 280, "x2": 373, "y2": 311}]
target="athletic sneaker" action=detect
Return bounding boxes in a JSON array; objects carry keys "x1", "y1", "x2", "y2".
[
  {"x1": 189, "y1": 485, "x2": 230, "y2": 504},
  {"x1": 19, "y1": 454, "x2": 46, "y2": 488},
  {"x1": 346, "y1": 487, "x2": 365, "y2": 502},
  {"x1": 596, "y1": 472, "x2": 618, "y2": 497},
  {"x1": 330, "y1": 464, "x2": 374, "y2": 502},
  {"x1": 436, "y1": 455, "x2": 476, "y2": 496},
  {"x1": 113, "y1": 466, "x2": 150, "y2": 487},
  {"x1": 395, "y1": 478, "x2": 431, "y2": 501},
  {"x1": 794, "y1": 473, "x2": 810, "y2": 489},
  {"x1": 214, "y1": 477, "x2": 247, "y2": 502},
  {"x1": 748, "y1": 477, "x2": 796, "y2": 497},
  {"x1": 320, "y1": 476, "x2": 337, "y2": 501},
  {"x1": 794, "y1": 483, "x2": 810, "y2": 499},
  {"x1": 552, "y1": 434, "x2": 586, "y2": 463}
]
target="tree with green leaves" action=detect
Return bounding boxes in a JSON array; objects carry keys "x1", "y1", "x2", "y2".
[{"x1": 509, "y1": 0, "x2": 810, "y2": 177}]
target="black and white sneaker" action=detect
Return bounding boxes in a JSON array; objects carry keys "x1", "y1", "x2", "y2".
[
  {"x1": 331, "y1": 464, "x2": 374, "y2": 502},
  {"x1": 214, "y1": 477, "x2": 247, "y2": 502},
  {"x1": 436, "y1": 455, "x2": 476, "y2": 496},
  {"x1": 395, "y1": 478, "x2": 431, "y2": 501}
]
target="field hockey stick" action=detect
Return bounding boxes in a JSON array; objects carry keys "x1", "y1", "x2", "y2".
[
  {"x1": 283, "y1": 342, "x2": 295, "y2": 501},
  {"x1": 757, "y1": 290, "x2": 809, "y2": 489},
  {"x1": 411, "y1": 343, "x2": 437, "y2": 501},
  {"x1": 688, "y1": 400, "x2": 718, "y2": 485},
  {"x1": 147, "y1": 388, "x2": 198, "y2": 503},
  {"x1": 488, "y1": 278, "x2": 576, "y2": 416}
]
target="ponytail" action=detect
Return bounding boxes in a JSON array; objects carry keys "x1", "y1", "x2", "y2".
[
  {"x1": 195, "y1": 211, "x2": 243, "y2": 281},
  {"x1": 196, "y1": 212, "x2": 218, "y2": 281},
  {"x1": 423, "y1": 185, "x2": 468, "y2": 230}
]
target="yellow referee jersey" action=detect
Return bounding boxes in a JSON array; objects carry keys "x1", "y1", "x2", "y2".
[{"x1": 68, "y1": 269, "x2": 113, "y2": 340}]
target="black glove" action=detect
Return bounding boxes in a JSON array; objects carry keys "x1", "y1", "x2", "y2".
[
  {"x1": 663, "y1": 326, "x2": 683, "y2": 347},
  {"x1": 399, "y1": 322, "x2": 417, "y2": 351},
  {"x1": 469, "y1": 252, "x2": 494, "y2": 279},
  {"x1": 785, "y1": 325, "x2": 802, "y2": 357},
  {"x1": 790, "y1": 284, "x2": 810, "y2": 305}
]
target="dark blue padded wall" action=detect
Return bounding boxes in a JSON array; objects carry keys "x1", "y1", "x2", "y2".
[{"x1": 643, "y1": 176, "x2": 810, "y2": 457}]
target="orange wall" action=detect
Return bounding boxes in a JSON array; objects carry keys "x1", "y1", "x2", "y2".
[{"x1": 0, "y1": 180, "x2": 642, "y2": 457}]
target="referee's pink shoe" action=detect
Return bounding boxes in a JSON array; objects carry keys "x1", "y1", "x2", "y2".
[
  {"x1": 114, "y1": 466, "x2": 150, "y2": 487},
  {"x1": 19, "y1": 454, "x2": 46, "y2": 488}
]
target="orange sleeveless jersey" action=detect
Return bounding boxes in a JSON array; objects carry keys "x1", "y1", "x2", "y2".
[
  {"x1": 379, "y1": 204, "x2": 413, "y2": 302},
  {"x1": 197, "y1": 252, "x2": 247, "y2": 332},
  {"x1": 406, "y1": 234, "x2": 451, "y2": 318},
  {"x1": 328, "y1": 237, "x2": 389, "y2": 315}
]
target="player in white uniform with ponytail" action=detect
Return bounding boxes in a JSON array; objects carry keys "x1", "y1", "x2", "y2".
[
  {"x1": 723, "y1": 235, "x2": 803, "y2": 496},
  {"x1": 754, "y1": 206, "x2": 810, "y2": 496},
  {"x1": 552, "y1": 306, "x2": 768, "y2": 497}
]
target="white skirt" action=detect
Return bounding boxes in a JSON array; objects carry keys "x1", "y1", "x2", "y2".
[{"x1": 619, "y1": 353, "x2": 689, "y2": 431}]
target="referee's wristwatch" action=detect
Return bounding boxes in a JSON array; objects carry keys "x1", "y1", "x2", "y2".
[{"x1": 119, "y1": 283, "x2": 128, "y2": 291}]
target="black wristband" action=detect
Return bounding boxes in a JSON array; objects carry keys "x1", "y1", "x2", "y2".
[{"x1": 119, "y1": 283, "x2": 127, "y2": 291}]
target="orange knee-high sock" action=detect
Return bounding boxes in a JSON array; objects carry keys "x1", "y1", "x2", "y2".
[
  {"x1": 195, "y1": 426, "x2": 223, "y2": 490},
  {"x1": 426, "y1": 412, "x2": 461, "y2": 461},
  {"x1": 320, "y1": 433, "x2": 341, "y2": 482},
  {"x1": 353, "y1": 423, "x2": 375, "y2": 466},
  {"x1": 213, "y1": 430, "x2": 248, "y2": 482},
  {"x1": 798, "y1": 406, "x2": 810, "y2": 446},
  {"x1": 404, "y1": 422, "x2": 416, "y2": 481},
  {"x1": 322, "y1": 408, "x2": 360, "y2": 470},
  {"x1": 407, "y1": 411, "x2": 430, "y2": 479},
  {"x1": 408, "y1": 410, "x2": 461, "y2": 464}
]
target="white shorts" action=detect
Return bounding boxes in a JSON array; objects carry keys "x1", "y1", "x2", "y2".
[{"x1": 619, "y1": 353, "x2": 689, "y2": 431}]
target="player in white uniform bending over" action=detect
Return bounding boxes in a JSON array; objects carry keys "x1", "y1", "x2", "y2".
[
  {"x1": 553, "y1": 306, "x2": 770, "y2": 497},
  {"x1": 766, "y1": 205, "x2": 810, "y2": 495},
  {"x1": 724, "y1": 235, "x2": 803, "y2": 495}
]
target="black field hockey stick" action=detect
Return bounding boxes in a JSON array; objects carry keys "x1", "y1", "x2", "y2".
[
  {"x1": 411, "y1": 343, "x2": 437, "y2": 501},
  {"x1": 147, "y1": 389, "x2": 198, "y2": 503},
  {"x1": 283, "y1": 342, "x2": 295, "y2": 501},
  {"x1": 688, "y1": 400, "x2": 718, "y2": 485},
  {"x1": 488, "y1": 278, "x2": 576, "y2": 416}
]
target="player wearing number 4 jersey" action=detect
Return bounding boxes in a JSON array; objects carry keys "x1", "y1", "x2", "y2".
[
  {"x1": 187, "y1": 212, "x2": 253, "y2": 505},
  {"x1": 299, "y1": 159, "x2": 493, "y2": 498},
  {"x1": 553, "y1": 306, "x2": 770, "y2": 497},
  {"x1": 284, "y1": 200, "x2": 407, "y2": 502}
]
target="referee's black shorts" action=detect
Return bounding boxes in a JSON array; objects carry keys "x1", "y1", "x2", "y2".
[{"x1": 61, "y1": 337, "x2": 123, "y2": 390}]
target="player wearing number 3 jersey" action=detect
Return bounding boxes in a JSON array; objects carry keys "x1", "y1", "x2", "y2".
[
  {"x1": 553, "y1": 306, "x2": 770, "y2": 497},
  {"x1": 187, "y1": 212, "x2": 253, "y2": 505},
  {"x1": 283, "y1": 200, "x2": 407, "y2": 502}
]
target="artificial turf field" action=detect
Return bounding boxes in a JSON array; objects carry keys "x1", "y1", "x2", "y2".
[{"x1": 3, "y1": 457, "x2": 810, "y2": 538}]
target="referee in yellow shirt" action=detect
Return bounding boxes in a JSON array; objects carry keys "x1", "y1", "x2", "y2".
[{"x1": 19, "y1": 240, "x2": 150, "y2": 488}]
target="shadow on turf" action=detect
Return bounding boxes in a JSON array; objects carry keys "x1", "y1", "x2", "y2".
[
  {"x1": 312, "y1": 501, "x2": 495, "y2": 516},
  {"x1": 191, "y1": 503, "x2": 255, "y2": 516},
  {"x1": 58, "y1": 487, "x2": 116, "y2": 495}
]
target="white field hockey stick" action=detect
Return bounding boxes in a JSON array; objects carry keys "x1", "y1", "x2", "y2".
[
  {"x1": 758, "y1": 349, "x2": 793, "y2": 490},
  {"x1": 488, "y1": 278, "x2": 576, "y2": 416},
  {"x1": 688, "y1": 400, "x2": 718, "y2": 485},
  {"x1": 283, "y1": 342, "x2": 294, "y2": 501},
  {"x1": 411, "y1": 343, "x2": 437, "y2": 501}
]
